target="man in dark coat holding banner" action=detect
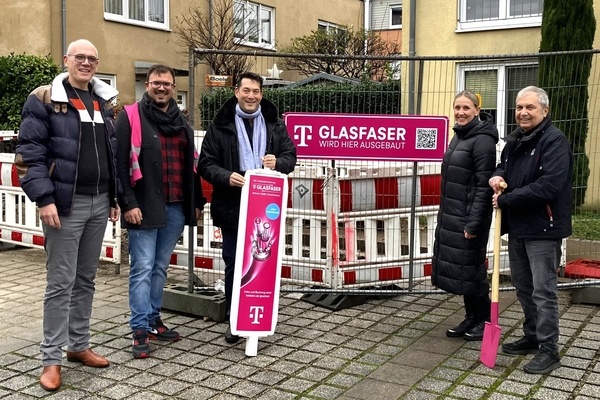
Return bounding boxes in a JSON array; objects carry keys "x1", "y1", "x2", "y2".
[{"x1": 199, "y1": 72, "x2": 296, "y2": 344}]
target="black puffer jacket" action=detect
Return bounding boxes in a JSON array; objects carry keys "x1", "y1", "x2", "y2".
[
  {"x1": 431, "y1": 112, "x2": 498, "y2": 296},
  {"x1": 199, "y1": 96, "x2": 297, "y2": 230},
  {"x1": 493, "y1": 117, "x2": 572, "y2": 239},
  {"x1": 16, "y1": 73, "x2": 119, "y2": 216}
]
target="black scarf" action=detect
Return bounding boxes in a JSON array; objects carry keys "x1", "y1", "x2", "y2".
[{"x1": 141, "y1": 93, "x2": 187, "y2": 137}]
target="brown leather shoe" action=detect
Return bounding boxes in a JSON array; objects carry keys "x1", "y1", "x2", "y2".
[
  {"x1": 40, "y1": 365, "x2": 61, "y2": 391},
  {"x1": 66, "y1": 348, "x2": 110, "y2": 368}
]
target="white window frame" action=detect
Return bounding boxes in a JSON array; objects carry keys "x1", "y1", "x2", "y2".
[
  {"x1": 176, "y1": 92, "x2": 187, "y2": 111},
  {"x1": 104, "y1": 0, "x2": 170, "y2": 31},
  {"x1": 389, "y1": 5, "x2": 402, "y2": 29},
  {"x1": 457, "y1": 0, "x2": 542, "y2": 32},
  {"x1": 318, "y1": 20, "x2": 342, "y2": 33},
  {"x1": 234, "y1": 0, "x2": 275, "y2": 50}
]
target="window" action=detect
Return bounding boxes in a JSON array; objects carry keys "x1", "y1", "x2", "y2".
[
  {"x1": 459, "y1": 62, "x2": 538, "y2": 141},
  {"x1": 104, "y1": 0, "x2": 169, "y2": 30},
  {"x1": 234, "y1": 0, "x2": 275, "y2": 49},
  {"x1": 458, "y1": 0, "x2": 543, "y2": 32},
  {"x1": 390, "y1": 5, "x2": 402, "y2": 28},
  {"x1": 316, "y1": 21, "x2": 348, "y2": 55},
  {"x1": 318, "y1": 20, "x2": 345, "y2": 34},
  {"x1": 176, "y1": 92, "x2": 187, "y2": 111}
]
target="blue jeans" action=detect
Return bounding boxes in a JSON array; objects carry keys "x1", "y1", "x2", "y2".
[
  {"x1": 508, "y1": 238, "x2": 561, "y2": 353},
  {"x1": 128, "y1": 203, "x2": 185, "y2": 331}
]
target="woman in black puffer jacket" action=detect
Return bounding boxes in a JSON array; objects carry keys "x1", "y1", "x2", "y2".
[{"x1": 432, "y1": 90, "x2": 498, "y2": 341}]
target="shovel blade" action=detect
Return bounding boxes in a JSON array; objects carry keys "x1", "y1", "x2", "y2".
[{"x1": 480, "y1": 321, "x2": 502, "y2": 368}]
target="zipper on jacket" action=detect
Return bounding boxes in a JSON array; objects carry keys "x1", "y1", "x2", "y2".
[
  {"x1": 92, "y1": 121, "x2": 101, "y2": 195},
  {"x1": 545, "y1": 204, "x2": 554, "y2": 227},
  {"x1": 72, "y1": 109, "x2": 82, "y2": 215}
]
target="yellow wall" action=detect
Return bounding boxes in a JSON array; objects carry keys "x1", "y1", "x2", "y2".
[{"x1": 1, "y1": 1, "x2": 54, "y2": 57}]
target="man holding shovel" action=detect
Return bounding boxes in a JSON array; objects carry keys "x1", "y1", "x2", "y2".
[{"x1": 489, "y1": 86, "x2": 573, "y2": 374}]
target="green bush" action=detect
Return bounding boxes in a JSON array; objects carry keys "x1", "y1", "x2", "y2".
[
  {"x1": 199, "y1": 81, "x2": 401, "y2": 130},
  {"x1": 572, "y1": 210, "x2": 600, "y2": 240},
  {"x1": 0, "y1": 53, "x2": 61, "y2": 152}
]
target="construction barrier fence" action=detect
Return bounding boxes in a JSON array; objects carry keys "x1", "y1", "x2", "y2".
[{"x1": 1, "y1": 49, "x2": 599, "y2": 297}]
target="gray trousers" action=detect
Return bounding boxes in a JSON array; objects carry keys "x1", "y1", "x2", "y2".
[{"x1": 41, "y1": 193, "x2": 110, "y2": 366}]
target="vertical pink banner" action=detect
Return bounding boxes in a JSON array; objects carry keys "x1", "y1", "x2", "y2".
[{"x1": 231, "y1": 170, "x2": 288, "y2": 336}]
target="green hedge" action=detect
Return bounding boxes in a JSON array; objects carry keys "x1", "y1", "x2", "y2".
[
  {"x1": 199, "y1": 81, "x2": 401, "y2": 130},
  {"x1": 0, "y1": 53, "x2": 61, "y2": 152},
  {"x1": 0, "y1": 53, "x2": 61, "y2": 130}
]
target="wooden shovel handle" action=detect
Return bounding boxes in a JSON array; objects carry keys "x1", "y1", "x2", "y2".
[{"x1": 491, "y1": 182, "x2": 507, "y2": 303}]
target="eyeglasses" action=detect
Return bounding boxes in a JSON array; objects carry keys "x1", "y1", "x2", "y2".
[
  {"x1": 148, "y1": 81, "x2": 175, "y2": 89},
  {"x1": 67, "y1": 54, "x2": 99, "y2": 65}
]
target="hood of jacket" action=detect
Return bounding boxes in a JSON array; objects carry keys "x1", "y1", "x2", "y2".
[
  {"x1": 453, "y1": 111, "x2": 499, "y2": 144},
  {"x1": 50, "y1": 72, "x2": 119, "y2": 103}
]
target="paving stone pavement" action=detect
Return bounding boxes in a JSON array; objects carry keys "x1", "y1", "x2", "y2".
[{"x1": 0, "y1": 247, "x2": 598, "y2": 400}]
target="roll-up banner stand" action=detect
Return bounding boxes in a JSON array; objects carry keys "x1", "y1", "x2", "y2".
[{"x1": 230, "y1": 169, "x2": 289, "y2": 356}]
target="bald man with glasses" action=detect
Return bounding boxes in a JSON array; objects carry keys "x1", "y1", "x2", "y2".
[{"x1": 16, "y1": 38, "x2": 120, "y2": 391}]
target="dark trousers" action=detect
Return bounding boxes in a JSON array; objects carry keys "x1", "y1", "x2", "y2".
[
  {"x1": 221, "y1": 228, "x2": 238, "y2": 320},
  {"x1": 464, "y1": 293, "x2": 491, "y2": 322}
]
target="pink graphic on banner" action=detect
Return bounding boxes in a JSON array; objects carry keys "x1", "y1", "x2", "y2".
[
  {"x1": 284, "y1": 112, "x2": 449, "y2": 161},
  {"x1": 236, "y1": 174, "x2": 285, "y2": 332}
]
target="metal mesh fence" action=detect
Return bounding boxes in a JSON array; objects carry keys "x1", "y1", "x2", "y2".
[{"x1": 188, "y1": 48, "x2": 600, "y2": 296}]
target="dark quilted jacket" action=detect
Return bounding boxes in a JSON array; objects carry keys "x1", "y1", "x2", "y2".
[
  {"x1": 199, "y1": 96, "x2": 297, "y2": 230},
  {"x1": 494, "y1": 117, "x2": 573, "y2": 240},
  {"x1": 431, "y1": 112, "x2": 498, "y2": 296},
  {"x1": 15, "y1": 73, "x2": 119, "y2": 216}
]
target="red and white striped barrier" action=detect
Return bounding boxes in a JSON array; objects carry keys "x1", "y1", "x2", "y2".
[
  {"x1": 0, "y1": 152, "x2": 120, "y2": 263},
  {"x1": 1, "y1": 133, "x2": 512, "y2": 291}
]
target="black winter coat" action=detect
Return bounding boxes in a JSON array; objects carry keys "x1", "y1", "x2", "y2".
[
  {"x1": 115, "y1": 97, "x2": 206, "y2": 229},
  {"x1": 493, "y1": 117, "x2": 572, "y2": 239},
  {"x1": 199, "y1": 96, "x2": 297, "y2": 230},
  {"x1": 431, "y1": 112, "x2": 498, "y2": 296},
  {"x1": 16, "y1": 73, "x2": 119, "y2": 216}
]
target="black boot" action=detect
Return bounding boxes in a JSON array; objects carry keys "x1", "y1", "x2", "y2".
[
  {"x1": 447, "y1": 296, "x2": 478, "y2": 337},
  {"x1": 464, "y1": 294, "x2": 490, "y2": 341},
  {"x1": 464, "y1": 320, "x2": 485, "y2": 341},
  {"x1": 446, "y1": 316, "x2": 477, "y2": 337}
]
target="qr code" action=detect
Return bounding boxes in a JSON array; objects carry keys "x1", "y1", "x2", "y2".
[{"x1": 416, "y1": 128, "x2": 438, "y2": 149}]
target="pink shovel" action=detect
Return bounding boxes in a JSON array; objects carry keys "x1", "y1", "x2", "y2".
[{"x1": 480, "y1": 183, "x2": 506, "y2": 368}]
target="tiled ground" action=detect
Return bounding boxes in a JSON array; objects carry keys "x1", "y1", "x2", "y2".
[{"x1": 0, "y1": 247, "x2": 598, "y2": 399}]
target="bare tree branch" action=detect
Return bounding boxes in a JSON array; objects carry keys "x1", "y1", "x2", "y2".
[
  {"x1": 173, "y1": 0, "x2": 254, "y2": 83},
  {"x1": 280, "y1": 26, "x2": 401, "y2": 81}
]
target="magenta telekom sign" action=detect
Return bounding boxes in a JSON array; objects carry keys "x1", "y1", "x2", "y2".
[{"x1": 284, "y1": 112, "x2": 449, "y2": 162}]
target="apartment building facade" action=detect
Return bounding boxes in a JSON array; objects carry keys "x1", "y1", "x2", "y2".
[
  {"x1": 1, "y1": 0, "x2": 364, "y2": 110},
  {"x1": 400, "y1": 0, "x2": 600, "y2": 207}
]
